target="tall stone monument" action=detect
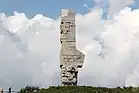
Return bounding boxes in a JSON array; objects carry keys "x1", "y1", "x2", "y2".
[{"x1": 60, "y1": 9, "x2": 85, "y2": 86}]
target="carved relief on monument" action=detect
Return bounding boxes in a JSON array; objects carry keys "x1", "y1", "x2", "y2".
[
  {"x1": 60, "y1": 23, "x2": 71, "y2": 43},
  {"x1": 61, "y1": 65, "x2": 78, "y2": 85}
]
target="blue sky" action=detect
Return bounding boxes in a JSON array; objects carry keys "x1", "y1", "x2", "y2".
[
  {"x1": 0, "y1": 0, "x2": 139, "y2": 19},
  {"x1": 0, "y1": 0, "x2": 93, "y2": 18}
]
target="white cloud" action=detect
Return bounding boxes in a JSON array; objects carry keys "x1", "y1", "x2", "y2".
[
  {"x1": 84, "y1": 4, "x2": 88, "y2": 8},
  {"x1": 0, "y1": 0, "x2": 139, "y2": 90},
  {"x1": 108, "y1": 0, "x2": 135, "y2": 17},
  {"x1": 79, "y1": 7, "x2": 139, "y2": 87}
]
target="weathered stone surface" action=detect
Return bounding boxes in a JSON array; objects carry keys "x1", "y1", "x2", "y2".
[{"x1": 60, "y1": 9, "x2": 85, "y2": 86}]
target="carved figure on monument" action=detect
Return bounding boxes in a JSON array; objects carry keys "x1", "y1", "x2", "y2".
[{"x1": 60, "y1": 9, "x2": 85, "y2": 86}]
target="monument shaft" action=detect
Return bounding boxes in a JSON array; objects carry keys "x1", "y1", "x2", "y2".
[{"x1": 60, "y1": 9, "x2": 85, "y2": 86}]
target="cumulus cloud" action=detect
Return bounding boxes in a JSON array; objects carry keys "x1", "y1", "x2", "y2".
[
  {"x1": 79, "y1": 7, "x2": 139, "y2": 87},
  {"x1": 0, "y1": 12, "x2": 61, "y2": 90},
  {"x1": 108, "y1": 0, "x2": 134, "y2": 16},
  {"x1": 93, "y1": 0, "x2": 135, "y2": 19},
  {"x1": 0, "y1": 0, "x2": 139, "y2": 90}
]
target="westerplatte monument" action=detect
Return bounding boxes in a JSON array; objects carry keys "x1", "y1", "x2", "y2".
[{"x1": 60, "y1": 9, "x2": 85, "y2": 86}]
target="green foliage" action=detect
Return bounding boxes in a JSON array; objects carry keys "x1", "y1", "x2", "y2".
[
  {"x1": 18, "y1": 86, "x2": 40, "y2": 93},
  {"x1": 18, "y1": 85, "x2": 139, "y2": 93}
]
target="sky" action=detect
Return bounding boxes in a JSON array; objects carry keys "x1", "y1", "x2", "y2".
[
  {"x1": 0, "y1": 0, "x2": 138, "y2": 18},
  {"x1": 1, "y1": 0, "x2": 137, "y2": 18},
  {"x1": 1, "y1": 0, "x2": 139, "y2": 91},
  {"x1": 0, "y1": 0, "x2": 93, "y2": 18},
  {"x1": 0, "y1": 0, "x2": 138, "y2": 19}
]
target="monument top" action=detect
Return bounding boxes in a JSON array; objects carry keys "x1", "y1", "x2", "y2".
[{"x1": 61, "y1": 9, "x2": 75, "y2": 17}]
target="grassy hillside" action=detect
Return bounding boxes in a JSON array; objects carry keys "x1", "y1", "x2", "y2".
[{"x1": 18, "y1": 86, "x2": 139, "y2": 93}]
